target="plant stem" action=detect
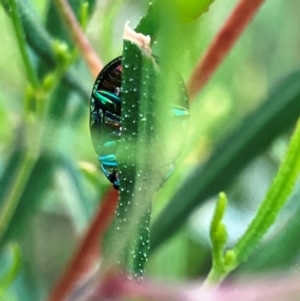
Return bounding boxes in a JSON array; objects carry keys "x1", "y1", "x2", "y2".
[
  {"x1": 205, "y1": 119, "x2": 300, "y2": 286},
  {"x1": 150, "y1": 68, "x2": 300, "y2": 254},
  {"x1": 233, "y1": 118, "x2": 300, "y2": 263},
  {"x1": 202, "y1": 193, "x2": 232, "y2": 287},
  {"x1": 0, "y1": 151, "x2": 36, "y2": 243},
  {"x1": 53, "y1": 0, "x2": 103, "y2": 77},
  {"x1": 9, "y1": 0, "x2": 39, "y2": 89},
  {"x1": 187, "y1": 0, "x2": 266, "y2": 99},
  {"x1": 0, "y1": 243, "x2": 21, "y2": 291}
]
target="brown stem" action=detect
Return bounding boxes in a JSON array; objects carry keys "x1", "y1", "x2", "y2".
[
  {"x1": 46, "y1": 188, "x2": 119, "y2": 301},
  {"x1": 54, "y1": 0, "x2": 103, "y2": 77},
  {"x1": 187, "y1": 0, "x2": 266, "y2": 99}
]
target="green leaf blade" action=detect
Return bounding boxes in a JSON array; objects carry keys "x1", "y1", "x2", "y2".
[{"x1": 150, "y1": 69, "x2": 300, "y2": 253}]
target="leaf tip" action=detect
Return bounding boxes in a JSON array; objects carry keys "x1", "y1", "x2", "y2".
[{"x1": 123, "y1": 21, "x2": 151, "y2": 55}]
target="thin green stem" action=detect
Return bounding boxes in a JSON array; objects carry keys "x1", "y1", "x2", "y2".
[
  {"x1": 203, "y1": 193, "x2": 234, "y2": 287},
  {"x1": 1, "y1": 0, "x2": 91, "y2": 100},
  {"x1": 204, "y1": 250, "x2": 235, "y2": 286},
  {"x1": 209, "y1": 193, "x2": 227, "y2": 267},
  {"x1": 150, "y1": 69, "x2": 300, "y2": 254},
  {"x1": 0, "y1": 243, "x2": 21, "y2": 291},
  {"x1": 233, "y1": 118, "x2": 300, "y2": 262},
  {"x1": 9, "y1": 0, "x2": 39, "y2": 89},
  {"x1": 0, "y1": 37, "x2": 76, "y2": 248},
  {"x1": 205, "y1": 119, "x2": 300, "y2": 287},
  {"x1": 0, "y1": 151, "x2": 36, "y2": 243}
]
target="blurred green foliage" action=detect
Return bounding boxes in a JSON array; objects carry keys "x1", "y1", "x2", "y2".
[{"x1": 0, "y1": 0, "x2": 300, "y2": 300}]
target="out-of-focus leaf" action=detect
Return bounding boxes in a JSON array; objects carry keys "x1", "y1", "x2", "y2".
[
  {"x1": 0, "y1": 148, "x2": 56, "y2": 248},
  {"x1": 57, "y1": 158, "x2": 91, "y2": 231},
  {"x1": 173, "y1": 0, "x2": 215, "y2": 22},
  {"x1": 48, "y1": 84, "x2": 73, "y2": 121},
  {"x1": 100, "y1": 0, "x2": 123, "y2": 61},
  {"x1": 150, "y1": 69, "x2": 300, "y2": 253},
  {"x1": 0, "y1": 135, "x2": 25, "y2": 211},
  {"x1": 135, "y1": 0, "x2": 211, "y2": 38},
  {"x1": 135, "y1": 1, "x2": 161, "y2": 38},
  {"x1": 18, "y1": 0, "x2": 56, "y2": 66},
  {"x1": 147, "y1": 229, "x2": 211, "y2": 279}
]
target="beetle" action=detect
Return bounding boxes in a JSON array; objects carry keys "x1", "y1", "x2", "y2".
[{"x1": 90, "y1": 56, "x2": 189, "y2": 190}]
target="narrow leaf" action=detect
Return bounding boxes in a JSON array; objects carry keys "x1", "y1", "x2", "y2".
[{"x1": 150, "y1": 69, "x2": 300, "y2": 252}]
